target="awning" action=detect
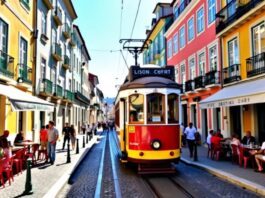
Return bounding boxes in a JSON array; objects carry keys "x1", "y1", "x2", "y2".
[
  {"x1": 0, "y1": 84, "x2": 54, "y2": 111},
  {"x1": 200, "y1": 78, "x2": 265, "y2": 109}
]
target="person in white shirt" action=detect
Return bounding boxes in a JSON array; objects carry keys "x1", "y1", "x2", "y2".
[
  {"x1": 206, "y1": 130, "x2": 213, "y2": 145},
  {"x1": 253, "y1": 141, "x2": 265, "y2": 172},
  {"x1": 184, "y1": 122, "x2": 197, "y2": 158}
]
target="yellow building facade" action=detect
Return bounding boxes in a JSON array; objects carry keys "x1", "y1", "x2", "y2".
[
  {"x1": 0, "y1": 0, "x2": 34, "y2": 140},
  {"x1": 201, "y1": 0, "x2": 265, "y2": 143}
]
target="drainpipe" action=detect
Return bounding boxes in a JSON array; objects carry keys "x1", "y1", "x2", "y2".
[{"x1": 32, "y1": 0, "x2": 39, "y2": 142}]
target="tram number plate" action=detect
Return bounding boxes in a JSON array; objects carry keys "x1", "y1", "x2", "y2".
[{"x1": 128, "y1": 126, "x2": 135, "y2": 133}]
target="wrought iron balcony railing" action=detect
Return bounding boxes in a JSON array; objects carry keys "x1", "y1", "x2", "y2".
[
  {"x1": 223, "y1": 64, "x2": 241, "y2": 84},
  {"x1": 246, "y1": 52, "x2": 265, "y2": 78},
  {"x1": 185, "y1": 80, "x2": 194, "y2": 92},
  {"x1": 17, "y1": 64, "x2": 32, "y2": 84},
  {"x1": 174, "y1": 0, "x2": 192, "y2": 20},
  {"x1": 216, "y1": 0, "x2": 263, "y2": 33},
  {"x1": 40, "y1": 78, "x2": 53, "y2": 95},
  {"x1": 194, "y1": 75, "x2": 205, "y2": 89},
  {"x1": 55, "y1": 85, "x2": 63, "y2": 98},
  {"x1": 0, "y1": 50, "x2": 14, "y2": 79},
  {"x1": 204, "y1": 70, "x2": 220, "y2": 86},
  {"x1": 64, "y1": 90, "x2": 74, "y2": 101}
]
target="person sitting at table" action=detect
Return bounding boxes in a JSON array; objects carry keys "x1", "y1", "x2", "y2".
[
  {"x1": 250, "y1": 141, "x2": 265, "y2": 172},
  {"x1": 231, "y1": 134, "x2": 241, "y2": 146},
  {"x1": 1, "y1": 137, "x2": 11, "y2": 168},
  {"x1": 0, "y1": 130, "x2": 9, "y2": 147},
  {"x1": 211, "y1": 132, "x2": 223, "y2": 145},
  {"x1": 14, "y1": 131, "x2": 24, "y2": 144},
  {"x1": 242, "y1": 131, "x2": 256, "y2": 145}
]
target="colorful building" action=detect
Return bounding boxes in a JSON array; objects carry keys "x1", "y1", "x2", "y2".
[
  {"x1": 200, "y1": 0, "x2": 265, "y2": 143},
  {"x1": 165, "y1": 0, "x2": 222, "y2": 141},
  {"x1": 0, "y1": 0, "x2": 54, "y2": 141},
  {"x1": 143, "y1": 3, "x2": 173, "y2": 66}
]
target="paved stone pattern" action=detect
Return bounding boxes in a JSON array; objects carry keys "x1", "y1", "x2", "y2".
[
  {"x1": 101, "y1": 133, "x2": 115, "y2": 197},
  {"x1": 181, "y1": 146, "x2": 265, "y2": 187},
  {"x1": 109, "y1": 131, "x2": 153, "y2": 198},
  {"x1": 0, "y1": 135, "x2": 89, "y2": 198},
  {"x1": 174, "y1": 163, "x2": 260, "y2": 198},
  {"x1": 62, "y1": 137, "x2": 104, "y2": 198}
]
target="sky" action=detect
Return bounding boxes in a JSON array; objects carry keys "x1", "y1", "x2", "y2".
[{"x1": 73, "y1": 0, "x2": 171, "y2": 98}]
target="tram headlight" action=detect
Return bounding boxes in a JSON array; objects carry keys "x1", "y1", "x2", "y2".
[{"x1": 151, "y1": 139, "x2": 161, "y2": 150}]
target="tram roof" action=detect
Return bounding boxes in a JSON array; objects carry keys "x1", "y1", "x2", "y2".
[{"x1": 119, "y1": 76, "x2": 181, "y2": 91}]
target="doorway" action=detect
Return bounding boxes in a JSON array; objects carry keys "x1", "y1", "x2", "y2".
[
  {"x1": 182, "y1": 104, "x2": 188, "y2": 127},
  {"x1": 40, "y1": 111, "x2": 45, "y2": 127},
  {"x1": 191, "y1": 104, "x2": 197, "y2": 128},
  {"x1": 257, "y1": 103, "x2": 265, "y2": 144},
  {"x1": 230, "y1": 106, "x2": 241, "y2": 139},
  {"x1": 18, "y1": 112, "x2": 23, "y2": 132},
  {"x1": 214, "y1": 107, "x2": 221, "y2": 131},
  {"x1": 202, "y1": 109, "x2": 208, "y2": 142}
]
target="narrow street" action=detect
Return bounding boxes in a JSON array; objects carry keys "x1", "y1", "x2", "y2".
[{"x1": 58, "y1": 131, "x2": 260, "y2": 198}]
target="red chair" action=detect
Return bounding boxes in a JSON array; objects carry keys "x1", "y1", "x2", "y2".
[
  {"x1": 26, "y1": 144, "x2": 39, "y2": 165},
  {"x1": 231, "y1": 144, "x2": 239, "y2": 164},
  {"x1": 239, "y1": 146, "x2": 250, "y2": 168},
  {"x1": 1, "y1": 157, "x2": 14, "y2": 186},
  {"x1": 13, "y1": 149, "x2": 24, "y2": 175},
  {"x1": 0, "y1": 158, "x2": 6, "y2": 188},
  {"x1": 212, "y1": 143, "x2": 222, "y2": 160}
]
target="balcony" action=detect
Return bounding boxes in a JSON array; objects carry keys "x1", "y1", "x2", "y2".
[
  {"x1": 64, "y1": 90, "x2": 74, "y2": 102},
  {"x1": 17, "y1": 64, "x2": 32, "y2": 85},
  {"x1": 216, "y1": 0, "x2": 264, "y2": 34},
  {"x1": 54, "y1": 85, "x2": 63, "y2": 98},
  {"x1": 62, "y1": 55, "x2": 70, "y2": 70},
  {"x1": 39, "y1": 78, "x2": 53, "y2": 96},
  {"x1": 69, "y1": 33, "x2": 77, "y2": 47},
  {"x1": 194, "y1": 76, "x2": 205, "y2": 90},
  {"x1": 246, "y1": 52, "x2": 265, "y2": 78},
  {"x1": 223, "y1": 64, "x2": 241, "y2": 84},
  {"x1": 185, "y1": 80, "x2": 194, "y2": 92},
  {"x1": 52, "y1": 43, "x2": 62, "y2": 61},
  {"x1": 0, "y1": 50, "x2": 14, "y2": 80},
  {"x1": 174, "y1": 0, "x2": 192, "y2": 20},
  {"x1": 75, "y1": 91, "x2": 90, "y2": 105},
  {"x1": 53, "y1": 7, "x2": 63, "y2": 26},
  {"x1": 62, "y1": 23, "x2": 71, "y2": 39},
  {"x1": 42, "y1": 0, "x2": 53, "y2": 10},
  {"x1": 204, "y1": 70, "x2": 220, "y2": 86}
]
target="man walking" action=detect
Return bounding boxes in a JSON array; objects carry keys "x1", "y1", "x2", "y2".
[
  {"x1": 47, "y1": 121, "x2": 59, "y2": 165},
  {"x1": 62, "y1": 123, "x2": 71, "y2": 150},
  {"x1": 184, "y1": 122, "x2": 196, "y2": 158}
]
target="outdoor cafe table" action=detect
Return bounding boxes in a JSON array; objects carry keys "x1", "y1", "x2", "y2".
[
  {"x1": 242, "y1": 144, "x2": 261, "y2": 151},
  {"x1": 14, "y1": 142, "x2": 39, "y2": 151},
  {"x1": 11, "y1": 146, "x2": 24, "y2": 153}
]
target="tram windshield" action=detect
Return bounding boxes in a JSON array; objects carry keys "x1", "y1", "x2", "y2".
[
  {"x1": 168, "y1": 94, "x2": 179, "y2": 123},
  {"x1": 147, "y1": 93, "x2": 165, "y2": 123},
  {"x1": 129, "y1": 94, "x2": 144, "y2": 124}
]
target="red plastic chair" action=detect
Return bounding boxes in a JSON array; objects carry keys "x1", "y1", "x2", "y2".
[
  {"x1": 239, "y1": 146, "x2": 250, "y2": 168},
  {"x1": 231, "y1": 144, "x2": 239, "y2": 164},
  {"x1": 2, "y1": 157, "x2": 14, "y2": 186},
  {"x1": 26, "y1": 144, "x2": 39, "y2": 165},
  {"x1": 0, "y1": 158, "x2": 6, "y2": 188},
  {"x1": 212, "y1": 143, "x2": 222, "y2": 160},
  {"x1": 13, "y1": 149, "x2": 24, "y2": 175}
]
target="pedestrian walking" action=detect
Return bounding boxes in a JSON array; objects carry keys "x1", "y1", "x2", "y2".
[
  {"x1": 81, "y1": 123, "x2": 86, "y2": 135},
  {"x1": 62, "y1": 123, "x2": 71, "y2": 150},
  {"x1": 47, "y1": 121, "x2": 59, "y2": 165},
  {"x1": 40, "y1": 125, "x2": 48, "y2": 162},
  {"x1": 70, "y1": 125, "x2": 76, "y2": 150},
  {"x1": 184, "y1": 122, "x2": 196, "y2": 158}
]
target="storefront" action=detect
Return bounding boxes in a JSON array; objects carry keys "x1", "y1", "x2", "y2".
[{"x1": 200, "y1": 78, "x2": 265, "y2": 143}]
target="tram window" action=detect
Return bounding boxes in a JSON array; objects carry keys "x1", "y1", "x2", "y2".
[
  {"x1": 129, "y1": 94, "x2": 144, "y2": 124},
  {"x1": 147, "y1": 93, "x2": 165, "y2": 123},
  {"x1": 168, "y1": 94, "x2": 179, "y2": 123}
]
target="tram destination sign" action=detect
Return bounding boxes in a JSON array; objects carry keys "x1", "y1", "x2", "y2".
[{"x1": 129, "y1": 66, "x2": 175, "y2": 81}]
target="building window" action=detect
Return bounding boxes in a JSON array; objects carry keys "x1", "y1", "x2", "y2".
[
  {"x1": 129, "y1": 94, "x2": 144, "y2": 124},
  {"x1": 147, "y1": 93, "x2": 165, "y2": 123},
  {"x1": 181, "y1": 64, "x2": 186, "y2": 84},
  {"x1": 69, "y1": 79, "x2": 72, "y2": 91},
  {"x1": 228, "y1": 38, "x2": 239, "y2": 66},
  {"x1": 175, "y1": 66, "x2": 179, "y2": 83},
  {"x1": 197, "y1": 7, "x2": 205, "y2": 34},
  {"x1": 167, "y1": 39, "x2": 172, "y2": 58},
  {"x1": 41, "y1": 58, "x2": 46, "y2": 79},
  {"x1": 208, "y1": 0, "x2": 216, "y2": 24},
  {"x1": 160, "y1": 31, "x2": 164, "y2": 49},
  {"x1": 198, "y1": 52, "x2": 205, "y2": 76},
  {"x1": 20, "y1": 0, "x2": 30, "y2": 10},
  {"x1": 189, "y1": 58, "x2": 195, "y2": 80},
  {"x1": 179, "y1": 26, "x2": 185, "y2": 48},
  {"x1": 252, "y1": 22, "x2": 265, "y2": 56},
  {"x1": 209, "y1": 45, "x2": 217, "y2": 71},
  {"x1": 173, "y1": 33, "x2": 178, "y2": 54},
  {"x1": 0, "y1": 18, "x2": 8, "y2": 53},
  {"x1": 51, "y1": 67, "x2": 56, "y2": 85},
  {"x1": 168, "y1": 94, "x2": 179, "y2": 124},
  {"x1": 19, "y1": 37, "x2": 28, "y2": 65},
  {"x1": 41, "y1": 11, "x2": 47, "y2": 35},
  {"x1": 188, "y1": 17, "x2": 194, "y2": 41}
]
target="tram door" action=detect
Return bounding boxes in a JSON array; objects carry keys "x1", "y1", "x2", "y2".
[{"x1": 119, "y1": 98, "x2": 127, "y2": 156}]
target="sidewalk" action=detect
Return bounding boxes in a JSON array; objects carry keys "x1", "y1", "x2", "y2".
[
  {"x1": 0, "y1": 133, "x2": 99, "y2": 198},
  {"x1": 181, "y1": 146, "x2": 265, "y2": 196}
]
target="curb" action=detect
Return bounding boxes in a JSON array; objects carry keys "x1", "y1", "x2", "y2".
[
  {"x1": 43, "y1": 135, "x2": 99, "y2": 198},
  {"x1": 180, "y1": 158, "x2": 265, "y2": 196}
]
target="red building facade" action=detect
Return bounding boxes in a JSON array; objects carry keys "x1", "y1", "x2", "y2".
[{"x1": 165, "y1": 0, "x2": 222, "y2": 141}]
